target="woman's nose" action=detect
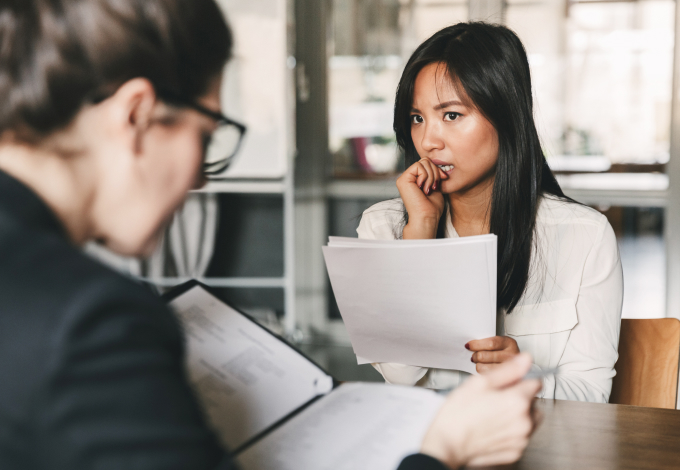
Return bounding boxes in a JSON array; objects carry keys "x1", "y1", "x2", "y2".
[{"x1": 420, "y1": 123, "x2": 445, "y2": 152}]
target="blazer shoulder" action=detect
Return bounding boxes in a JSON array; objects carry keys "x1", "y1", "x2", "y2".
[
  {"x1": 0, "y1": 227, "x2": 171, "y2": 336},
  {"x1": 52, "y1": 249, "x2": 178, "y2": 350},
  {"x1": 0, "y1": 230, "x2": 181, "y2": 447},
  {"x1": 53, "y1": 243, "x2": 168, "y2": 319}
]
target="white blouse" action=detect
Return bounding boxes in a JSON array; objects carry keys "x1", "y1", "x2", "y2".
[{"x1": 356, "y1": 195, "x2": 623, "y2": 403}]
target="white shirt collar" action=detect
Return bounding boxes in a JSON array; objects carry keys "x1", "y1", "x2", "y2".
[{"x1": 444, "y1": 202, "x2": 459, "y2": 238}]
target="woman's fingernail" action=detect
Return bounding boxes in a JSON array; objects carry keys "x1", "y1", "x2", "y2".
[
  {"x1": 470, "y1": 357, "x2": 474, "y2": 363},
  {"x1": 465, "y1": 343, "x2": 470, "y2": 350}
]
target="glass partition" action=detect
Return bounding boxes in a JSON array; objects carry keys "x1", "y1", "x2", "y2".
[{"x1": 505, "y1": 0, "x2": 674, "y2": 212}]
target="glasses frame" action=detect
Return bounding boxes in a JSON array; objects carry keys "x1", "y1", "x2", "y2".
[{"x1": 156, "y1": 89, "x2": 247, "y2": 177}]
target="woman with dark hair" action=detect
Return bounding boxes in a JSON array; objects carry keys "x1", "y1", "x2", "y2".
[
  {"x1": 358, "y1": 22, "x2": 623, "y2": 402},
  {"x1": 0, "y1": 2, "x2": 540, "y2": 470}
]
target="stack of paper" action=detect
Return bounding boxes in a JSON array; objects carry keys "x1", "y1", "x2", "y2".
[{"x1": 323, "y1": 235, "x2": 497, "y2": 375}]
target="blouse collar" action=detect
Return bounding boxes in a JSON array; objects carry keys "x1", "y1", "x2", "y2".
[{"x1": 443, "y1": 201, "x2": 459, "y2": 238}]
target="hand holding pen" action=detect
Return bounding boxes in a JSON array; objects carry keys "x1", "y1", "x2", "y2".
[{"x1": 422, "y1": 354, "x2": 543, "y2": 468}]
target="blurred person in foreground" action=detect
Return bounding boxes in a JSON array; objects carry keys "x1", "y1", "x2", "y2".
[{"x1": 0, "y1": 1, "x2": 541, "y2": 469}]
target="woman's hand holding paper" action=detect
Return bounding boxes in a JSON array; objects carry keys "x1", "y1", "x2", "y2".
[
  {"x1": 397, "y1": 157, "x2": 448, "y2": 239},
  {"x1": 467, "y1": 336, "x2": 520, "y2": 373}
]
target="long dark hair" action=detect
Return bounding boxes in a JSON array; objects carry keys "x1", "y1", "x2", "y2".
[
  {"x1": 0, "y1": 0, "x2": 231, "y2": 143},
  {"x1": 394, "y1": 22, "x2": 569, "y2": 313}
]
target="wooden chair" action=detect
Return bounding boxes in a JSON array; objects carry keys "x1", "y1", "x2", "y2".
[{"x1": 610, "y1": 318, "x2": 680, "y2": 409}]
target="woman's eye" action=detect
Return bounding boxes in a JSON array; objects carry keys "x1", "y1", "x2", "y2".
[
  {"x1": 444, "y1": 112, "x2": 461, "y2": 121},
  {"x1": 411, "y1": 115, "x2": 424, "y2": 124}
]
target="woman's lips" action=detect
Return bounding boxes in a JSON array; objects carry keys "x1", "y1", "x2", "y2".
[{"x1": 430, "y1": 159, "x2": 454, "y2": 174}]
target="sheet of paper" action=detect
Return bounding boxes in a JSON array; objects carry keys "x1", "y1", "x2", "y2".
[
  {"x1": 170, "y1": 286, "x2": 333, "y2": 450},
  {"x1": 357, "y1": 355, "x2": 371, "y2": 365},
  {"x1": 237, "y1": 383, "x2": 445, "y2": 470},
  {"x1": 328, "y1": 234, "x2": 496, "y2": 247},
  {"x1": 323, "y1": 236, "x2": 497, "y2": 374}
]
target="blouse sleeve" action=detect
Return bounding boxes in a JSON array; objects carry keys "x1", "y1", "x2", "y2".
[
  {"x1": 547, "y1": 220, "x2": 623, "y2": 402},
  {"x1": 356, "y1": 205, "x2": 430, "y2": 386}
]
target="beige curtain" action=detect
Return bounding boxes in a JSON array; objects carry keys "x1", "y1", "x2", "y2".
[{"x1": 146, "y1": 193, "x2": 219, "y2": 279}]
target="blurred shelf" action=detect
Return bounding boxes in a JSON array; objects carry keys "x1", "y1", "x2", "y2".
[
  {"x1": 141, "y1": 277, "x2": 286, "y2": 288},
  {"x1": 562, "y1": 188, "x2": 669, "y2": 207},
  {"x1": 558, "y1": 173, "x2": 669, "y2": 207},
  {"x1": 556, "y1": 173, "x2": 669, "y2": 191},
  {"x1": 327, "y1": 177, "x2": 399, "y2": 199},
  {"x1": 327, "y1": 173, "x2": 670, "y2": 207},
  {"x1": 332, "y1": 171, "x2": 401, "y2": 180},
  {"x1": 193, "y1": 179, "x2": 286, "y2": 194},
  {"x1": 547, "y1": 155, "x2": 611, "y2": 172}
]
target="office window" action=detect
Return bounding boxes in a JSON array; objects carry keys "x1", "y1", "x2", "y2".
[{"x1": 510, "y1": 0, "x2": 673, "y2": 163}]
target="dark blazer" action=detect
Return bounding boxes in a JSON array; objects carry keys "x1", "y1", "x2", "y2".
[{"x1": 0, "y1": 170, "x2": 445, "y2": 470}]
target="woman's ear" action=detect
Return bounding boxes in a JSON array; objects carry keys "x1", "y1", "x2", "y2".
[{"x1": 105, "y1": 78, "x2": 159, "y2": 155}]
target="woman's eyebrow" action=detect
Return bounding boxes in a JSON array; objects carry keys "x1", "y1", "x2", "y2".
[
  {"x1": 410, "y1": 107, "x2": 422, "y2": 113},
  {"x1": 434, "y1": 100, "x2": 464, "y2": 110}
]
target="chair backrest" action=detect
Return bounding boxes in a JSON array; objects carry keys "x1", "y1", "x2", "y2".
[{"x1": 610, "y1": 318, "x2": 680, "y2": 409}]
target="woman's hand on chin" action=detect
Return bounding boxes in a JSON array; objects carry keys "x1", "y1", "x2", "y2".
[
  {"x1": 467, "y1": 336, "x2": 521, "y2": 373},
  {"x1": 397, "y1": 157, "x2": 448, "y2": 239}
]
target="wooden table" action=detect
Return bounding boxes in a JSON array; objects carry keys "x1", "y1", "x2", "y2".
[{"x1": 483, "y1": 399, "x2": 680, "y2": 470}]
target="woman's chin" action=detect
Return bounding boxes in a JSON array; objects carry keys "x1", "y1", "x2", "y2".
[
  {"x1": 439, "y1": 179, "x2": 460, "y2": 195},
  {"x1": 134, "y1": 231, "x2": 166, "y2": 258},
  {"x1": 98, "y1": 232, "x2": 162, "y2": 259}
]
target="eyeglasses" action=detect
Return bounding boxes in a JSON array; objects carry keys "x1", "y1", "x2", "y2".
[{"x1": 156, "y1": 89, "x2": 247, "y2": 177}]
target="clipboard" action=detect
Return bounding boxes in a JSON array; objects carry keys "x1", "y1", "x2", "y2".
[{"x1": 163, "y1": 280, "x2": 445, "y2": 470}]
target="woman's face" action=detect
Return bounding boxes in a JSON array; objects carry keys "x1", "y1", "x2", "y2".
[
  {"x1": 87, "y1": 77, "x2": 222, "y2": 257},
  {"x1": 410, "y1": 62, "x2": 499, "y2": 195}
]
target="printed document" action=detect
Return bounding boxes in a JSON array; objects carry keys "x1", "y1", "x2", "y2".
[
  {"x1": 237, "y1": 382, "x2": 444, "y2": 470},
  {"x1": 323, "y1": 235, "x2": 497, "y2": 374},
  {"x1": 170, "y1": 286, "x2": 333, "y2": 450}
]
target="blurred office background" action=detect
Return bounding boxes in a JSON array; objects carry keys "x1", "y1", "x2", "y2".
[{"x1": 93, "y1": 0, "x2": 680, "y2": 382}]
